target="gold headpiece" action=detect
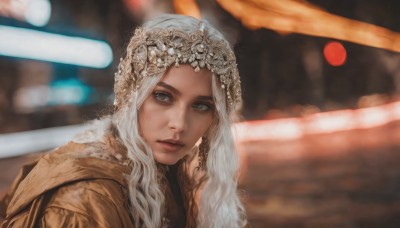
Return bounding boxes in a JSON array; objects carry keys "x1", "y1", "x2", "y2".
[{"x1": 114, "y1": 22, "x2": 242, "y2": 112}]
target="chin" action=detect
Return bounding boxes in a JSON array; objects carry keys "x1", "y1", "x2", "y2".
[{"x1": 154, "y1": 154, "x2": 180, "y2": 166}]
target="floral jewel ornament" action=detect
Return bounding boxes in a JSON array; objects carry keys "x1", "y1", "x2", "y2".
[{"x1": 114, "y1": 21, "x2": 242, "y2": 113}]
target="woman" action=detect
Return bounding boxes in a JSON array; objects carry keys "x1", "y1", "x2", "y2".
[{"x1": 0, "y1": 14, "x2": 247, "y2": 227}]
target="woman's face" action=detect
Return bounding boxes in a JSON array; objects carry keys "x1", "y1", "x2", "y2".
[{"x1": 138, "y1": 64, "x2": 215, "y2": 165}]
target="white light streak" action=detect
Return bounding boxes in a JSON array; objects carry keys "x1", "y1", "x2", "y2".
[
  {"x1": 234, "y1": 101, "x2": 400, "y2": 142},
  {"x1": 0, "y1": 26, "x2": 113, "y2": 68},
  {"x1": 306, "y1": 111, "x2": 355, "y2": 134},
  {"x1": 0, "y1": 124, "x2": 89, "y2": 158},
  {"x1": 0, "y1": 0, "x2": 51, "y2": 26},
  {"x1": 234, "y1": 118, "x2": 303, "y2": 141},
  {"x1": 25, "y1": 0, "x2": 51, "y2": 26}
]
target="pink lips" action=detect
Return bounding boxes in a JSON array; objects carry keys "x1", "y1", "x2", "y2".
[{"x1": 157, "y1": 139, "x2": 185, "y2": 152}]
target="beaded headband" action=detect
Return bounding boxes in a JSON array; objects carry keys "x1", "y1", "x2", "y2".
[{"x1": 113, "y1": 21, "x2": 242, "y2": 112}]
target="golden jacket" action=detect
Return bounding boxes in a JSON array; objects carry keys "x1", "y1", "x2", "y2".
[{"x1": 0, "y1": 140, "x2": 186, "y2": 227}]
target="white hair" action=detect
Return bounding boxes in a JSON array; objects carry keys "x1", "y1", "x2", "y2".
[
  {"x1": 111, "y1": 70, "x2": 246, "y2": 228},
  {"x1": 112, "y1": 75, "x2": 163, "y2": 227},
  {"x1": 197, "y1": 74, "x2": 247, "y2": 228},
  {"x1": 75, "y1": 14, "x2": 247, "y2": 227}
]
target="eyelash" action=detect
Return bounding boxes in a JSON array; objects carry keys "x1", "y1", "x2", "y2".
[
  {"x1": 152, "y1": 91, "x2": 213, "y2": 112},
  {"x1": 153, "y1": 91, "x2": 172, "y2": 104},
  {"x1": 192, "y1": 103, "x2": 212, "y2": 112}
]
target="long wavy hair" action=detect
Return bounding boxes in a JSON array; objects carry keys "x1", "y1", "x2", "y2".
[{"x1": 97, "y1": 14, "x2": 246, "y2": 227}]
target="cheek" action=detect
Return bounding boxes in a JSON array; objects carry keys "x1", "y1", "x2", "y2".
[
  {"x1": 138, "y1": 100, "x2": 159, "y2": 138},
  {"x1": 192, "y1": 115, "x2": 214, "y2": 138},
  {"x1": 137, "y1": 110, "x2": 146, "y2": 138}
]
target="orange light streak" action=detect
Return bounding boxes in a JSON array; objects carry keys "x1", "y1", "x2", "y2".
[
  {"x1": 217, "y1": 0, "x2": 400, "y2": 53},
  {"x1": 234, "y1": 101, "x2": 400, "y2": 142},
  {"x1": 173, "y1": 0, "x2": 201, "y2": 19}
]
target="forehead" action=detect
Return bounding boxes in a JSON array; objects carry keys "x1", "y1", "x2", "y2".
[{"x1": 159, "y1": 64, "x2": 213, "y2": 95}]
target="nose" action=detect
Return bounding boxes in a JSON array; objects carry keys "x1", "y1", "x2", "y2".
[{"x1": 168, "y1": 105, "x2": 188, "y2": 133}]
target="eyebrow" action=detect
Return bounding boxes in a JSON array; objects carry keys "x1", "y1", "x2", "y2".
[
  {"x1": 157, "y1": 82, "x2": 214, "y2": 102},
  {"x1": 197, "y1": 95, "x2": 214, "y2": 102},
  {"x1": 158, "y1": 82, "x2": 181, "y2": 95}
]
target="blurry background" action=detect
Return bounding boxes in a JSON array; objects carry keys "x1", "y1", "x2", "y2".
[{"x1": 1, "y1": 0, "x2": 400, "y2": 227}]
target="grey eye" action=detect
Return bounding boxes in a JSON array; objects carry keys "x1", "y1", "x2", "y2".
[
  {"x1": 193, "y1": 103, "x2": 211, "y2": 112},
  {"x1": 154, "y1": 92, "x2": 172, "y2": 103}
]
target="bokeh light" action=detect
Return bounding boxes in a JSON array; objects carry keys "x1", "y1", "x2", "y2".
[{"x1": 323, "y1": 41, "x2": 347, "y2": 66}]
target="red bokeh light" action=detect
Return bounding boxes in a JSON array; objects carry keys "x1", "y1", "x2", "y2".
[
  {"x1": 323, "y1": 41, "x2": 347, "y2": 66},
  {"x1": 123, "y1": 0, "x2": 145, "y2": 14}
]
